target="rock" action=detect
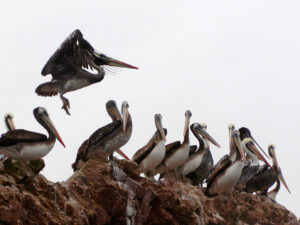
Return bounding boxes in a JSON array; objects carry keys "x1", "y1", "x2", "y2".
[{"x1": 0, "y1": 158, "x2": 298, "y2": 225}]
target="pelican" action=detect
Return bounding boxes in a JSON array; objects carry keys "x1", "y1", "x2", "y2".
[
  {"x1": 235, "y1": 138, "x2": 271, "y2": 190},
  {"x1": 155, "y1": 110, "x2": 192, "y2": 178},
  {"x1": 132, "y1": 114, "x2": 166, "y2": 177},
  {"x1": 1, "y1": 113, "x2": 17, "y2": 160},
  {"x1": 4, "y1": 113, "x2": 15, "y2": 131},
  {"x1": 36, "y1": 29, "x2": 138, "y2": 115},
  {"x1": 72, "y1": 100, "x2": 132, "y2": 171},
  {"x1": 239, "y1": 127, "x2": 269, "y2": 159},
  {"x1": 0, "y1": 107, "x2": 65, "y2": 173},
  {"x1": 245, "y1": 145, "x2": 290, "y2": 196},
  {"x1": 181, "y1": 123, "x2": 221, "y2": 186},
  {"x1": 206, "y1": 130, "x2": 246, "y2": 195}
]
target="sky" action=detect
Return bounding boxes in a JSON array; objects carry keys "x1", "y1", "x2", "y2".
[{"x1": 0, "y1": 0, "x2": 299, "y2": 216}]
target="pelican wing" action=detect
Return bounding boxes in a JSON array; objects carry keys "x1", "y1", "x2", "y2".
[
  {"x1": 165, "y1": 141, "x2": 181, "y2": 155},
  {"x1": 0, "y1": 129, "x2": 47, "y2": 146},
  {"x1": 132, "y1": 129, "x2": 167, "y2": 164},
  {"x1": 206, "y1": 155, "x2": 231, "y2": 188},
  {"x1": 41, "y1": 29, "x2": 97, "y2": 77},
  {"x1": 72, "y1": 121, "x2": 122, "y2": 169},
  {"x1": 86, "y1": 120, "x2": 122, "y2": 149}
]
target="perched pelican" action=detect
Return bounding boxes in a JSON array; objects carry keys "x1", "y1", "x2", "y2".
[
  {"x1": 239, "y1": 127, "x2": 269, "y2": 159},
  {"x1": 72, "y1": 101, "x2": 132, "y2": 171},
  {"x1": 245, "y1": 145, "x2": 290, "y2": 195},
  {"x1": 132, "y1": 114, "x2": 166, "y2": 177},
  {"x1": 206, "y1": 130, "x2": 246, "y2": 195},
  {"x1": 1, "y1": 113, "x2": 17, "y2": 160},
  {"x1": 0, "y1": 107, "x2": 65, "y2": 173},
  {"x1": 182, "y1": 123, "x2": 221, "y2": 186},
  {"x1": 4, "y1": 113, "x2": 15, "y2": 131},
  {"x1": 235, "y1": 138, "x2": 271, "y2": 190},
  {"x1": 36, "y1": 29, "x2": 138, "y2": 115},
  {"x1": 155, "y1": 110, "x2": 192, "y2": 178}
]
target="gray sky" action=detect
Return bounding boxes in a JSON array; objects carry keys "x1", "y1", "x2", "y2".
[{"x1": 0, "y1": 0, "x2": 299, "y2": 216}]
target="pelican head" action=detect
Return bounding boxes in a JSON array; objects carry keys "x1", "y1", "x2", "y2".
[
  {"x1": 228, "y1": 123, "x2": 235, "y2": 130},
  {"x1": 4, "y1": 112, "x2": 15, "y2": 131},
  {"x1": 268, "y1": 145, "x2": 291, "y2": 194},
  {"x1": 154, "y1": 114, "x2": 165, "y2": 141},
  {"x1": 106, "y1": 100, "x2": 122, "y2": 122},
  {"x1": 200, "y1": 123, "x2": 207, "y2": 130},
  {"x1": 183, "y1": 110, "x2": 192, "y2": 137},
  {"x1": 121, "y1": 101, "x2": 129, "y2": 132},
  {"x1": 241, "y1": 138, "x2": 271, "y2": 167},
  {"x1": 33, "y1": 107, "x2": 65, "y2": 148},
  {"x1": 191, "y1": 123, "x2": 221, "y2": 148},
  {"x1": 239, "y1": 127, "x2": 269, "y2": 159}
]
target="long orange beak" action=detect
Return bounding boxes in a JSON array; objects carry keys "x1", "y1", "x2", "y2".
[
  {"x1": 195, "y1": 126, "x2": 221, "y2": 148},
  {"x1": 96, "y1": 53, "x2": 138, "y2": 69},
  {"x1": 44, "y1": 116, "x2": 66, "y2": 148},
  {"x1": 116, "y1": 149, "x2": 130, "y2": 160}
]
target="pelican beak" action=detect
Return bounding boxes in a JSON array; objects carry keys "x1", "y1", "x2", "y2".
[
  {"x1": 121, "y1": 102, "x2": 129, "y2": 132},
  {"x1": 122, "y1": 109, "x2": 128, "y2": 132},
  {"x1": 250, "y1": 135, "x2": 270, "y2": 159},
  {"x1": 233, "y1": 132, "x2": 246, "y2": 161},
  {"x1": 42, "y1": 115, "x2": 66, "y2": 148},
  {"x1": 155, "y1": 114, "x2": 166, "y2": 141},
  {"x1": 247, "y1": 142, "x2": 272, "y2": 168},
  {"x1": 183, "y1": 111, "x2": 192, "y2": 137},
  {"x1": 96, "y1": 53, "x2": 138, "y2": 69},
  {"x1": 278, "y1": 170, "x2": 291, "y2": 193},
  {"x1": 116, "y1": 149, "x2": 130, "y2": 160},
  {"x1": 195, "y1": 126, "x2": 221, "y2": 148}
]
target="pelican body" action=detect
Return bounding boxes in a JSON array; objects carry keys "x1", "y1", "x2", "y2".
[
  {"x1": 207, "y1": 130, "x2": 246, "y2": 195},
  {"x1": 132, "y1": 114, "x2": 166, "y2": 177},
  {"x1": 245, "y1": 145, "x2": 290, "y2": 195},
  {"x1": 72, "y1": 100, "x2": 132, "y2": 170},
  {"x1": 155, "y1": 110, "x2": 192, "y2": 177},
  {"x1": 0, "y1": 107, "x2": 65, "y2": 165},
  {"x1": 36, "y1": 29, "x2": 138, "y2": 115},
  {"x1": 184, "y1": 123, "x2": 221, "y2": 185},
  {"x1": 235, "y1": 138, "x2": 271, "y2": 190}
]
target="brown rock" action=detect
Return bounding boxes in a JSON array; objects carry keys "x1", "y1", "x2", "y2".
[{"x1": 0, "y1": 158, "x2": 298, "y2": 225}]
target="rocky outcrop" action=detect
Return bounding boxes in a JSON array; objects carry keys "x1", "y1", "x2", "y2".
[{"x1": 0, "y1": 158, "x2": 298, "y2": 225}]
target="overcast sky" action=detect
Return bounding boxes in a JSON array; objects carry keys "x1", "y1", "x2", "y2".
[{"x1": 0, "y1": 0, "x2": 299, "y2": 216}]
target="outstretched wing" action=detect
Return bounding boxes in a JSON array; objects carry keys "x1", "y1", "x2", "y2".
[
  {"x1": 0, "y1": 129, "x2": 47, "y2": 147},
  {"x1": 41, "y1": 29, "x2": 97, "y2": 77}
]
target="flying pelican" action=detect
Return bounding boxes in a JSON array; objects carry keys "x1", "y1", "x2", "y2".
[
  {"x1": 239, "y1": 127, "x2": 269, "y2": 159},
  {"x1": 245, "y1": 145, "x2": 290, "y2": 196},
  {"x1": 72, "y1": 101, "x2": 132, "y2": 171},
  {"x1": 235, "y1": 138, "x2": 271, "y2": 190},
  {"x1": 206, "y1": 130, "x2": 246, "y2": 196},
  {"x1": 181, "y1": 123, "x2": 221, "y2": 186},
  {"x1": 0, "y1": 107, "x2": 65, "y2": 174},
  {"x1": 132, "y1": 114, "x2": 166, "y2": 178},
  {"x1": 155, "y1": 110, "x2": 192, "y2": 179},
  {"x1": 36, "y1": 29, "x2": 138, "y2": 115}
]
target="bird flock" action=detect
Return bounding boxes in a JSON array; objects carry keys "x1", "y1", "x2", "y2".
[{"x1": 0, "y1": 30, "x2": 290, "y2": 202}]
